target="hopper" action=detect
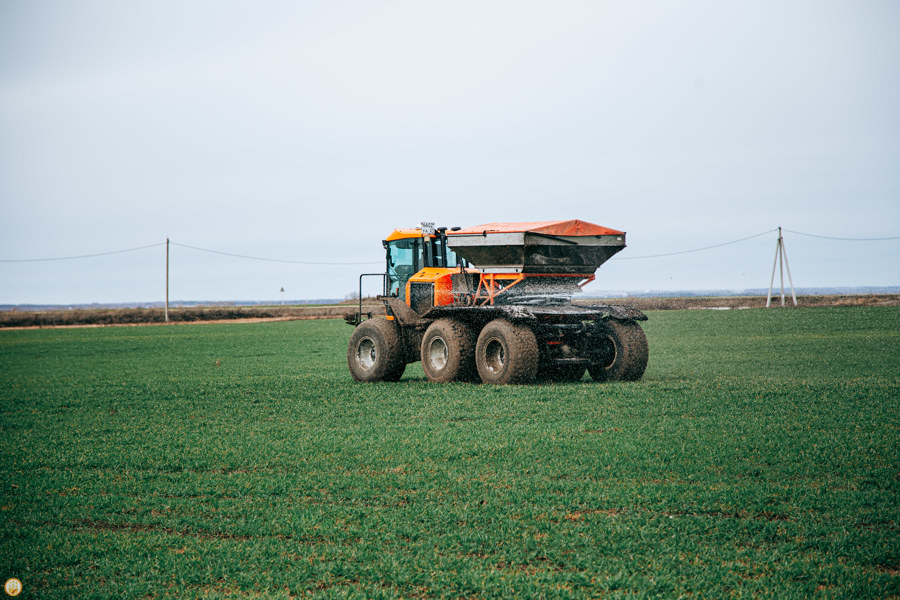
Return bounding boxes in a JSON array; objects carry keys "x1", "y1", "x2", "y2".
[{"x1": 446, "y1": 220, "x2": 626, "y2": 275}]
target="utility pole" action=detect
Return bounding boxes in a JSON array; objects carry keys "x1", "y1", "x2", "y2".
[
  {"x1": 165, "y1": 238, "x2": 170, "y2": 322},
  {"x1": 766, "y1": 227, "x2": 797, "y2": 307}
]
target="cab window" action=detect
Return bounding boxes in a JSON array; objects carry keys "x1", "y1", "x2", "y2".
[
  {"x1": 425, "y1": 236, "x2": 460, "y2": 268},
  {"x1": 434, "y1": 237, "x2": 459, "y2": 268}
]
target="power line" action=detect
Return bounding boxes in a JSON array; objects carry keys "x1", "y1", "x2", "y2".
[
  {"x1": 782, "y1": 229, "x2": 900, "y2": 241},
  {"x1": 170, "y1": 242, "x2": 382, "y2": 265},
  {"x1": 616, "y1": 229, "x2": 778, "y2": 260},
  {"x1": 2, "y1": 228, "x2": 897, "y2": 265},
  {"x1": 0, "y1": 242, "x2": 166, "y2": 263}
]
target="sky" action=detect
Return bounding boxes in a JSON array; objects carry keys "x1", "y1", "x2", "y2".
[{"x1": 1, "y1": 0, "x2": 898, "y2": 305}]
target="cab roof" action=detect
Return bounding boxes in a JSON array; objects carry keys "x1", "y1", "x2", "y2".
[{"x1": 385, "y1": 228, "x2": 434, "y2": 242}]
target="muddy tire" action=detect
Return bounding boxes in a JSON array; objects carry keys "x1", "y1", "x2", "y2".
[
  {"x1": 347, "y1": 318, "x2": 406, "y2": 382},
  {"x1": 539, "y1": 363, "x2": 586, "y2": 383},
  {"x1": 588, "y1": 319, "x2": 648, "y2": 382},
  {"x1": 421, "y1": 319, "x2": 478, "y2": 383},
  {"x1": 475, "y1": 319, "x2": 539, "y2": 385},
  {"x1": 382, "y1": 360, "x2": 406, "y2": 382}
]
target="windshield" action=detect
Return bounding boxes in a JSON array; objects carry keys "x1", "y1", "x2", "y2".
[
  {"x1": 386, "y1": 238, "x2": 420, "y2": 298},
  {"x1": 385, "y1": 236, "x2": 462, "y2": 299}
]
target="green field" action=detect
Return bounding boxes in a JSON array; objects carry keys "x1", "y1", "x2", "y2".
[{"x1": 1, "y1": 307, "x2": 898, "y2": 599}]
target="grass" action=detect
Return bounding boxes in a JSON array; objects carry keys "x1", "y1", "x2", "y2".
[{"x1": 0, "y1": 306, "x2": 898, "y2": 599}]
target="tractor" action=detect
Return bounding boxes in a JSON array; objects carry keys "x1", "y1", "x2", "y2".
[{"x1": 346, "y1": 220, "x2": 648, "y2": 384}]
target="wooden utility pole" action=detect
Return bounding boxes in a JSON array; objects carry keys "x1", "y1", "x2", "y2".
[
  {"x1": 766, "y1": 227, "x2": 797, "y2": 307},
  {"x1": 165, "y1": 238, "x2": 170, "y2": 322}
]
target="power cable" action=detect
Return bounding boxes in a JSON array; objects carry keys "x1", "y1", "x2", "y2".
[
  {"x1": 0, "y1": 242, "x2": 166, "y2": 263},
  {"x1": 616, "y1": 229, "x2": 778, "y2": 260},
  {"x1": 782, "y1": 229, "x2": 900, "y2": 241},
  {"x1": 3, "y1": 228, "x2": 896, "y2": 265},
  {"x1": 170, "y1": 242, "x2": 382, "y2": 265}
]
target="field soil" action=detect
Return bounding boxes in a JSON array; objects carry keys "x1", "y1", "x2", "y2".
[
  {"x1": 2, "y1": 294, "x2": 899, "y2": 329},
  {"x1": 575, "y1": 293, "x2": 900, "y2": 311},
  {"x1": 0, "y1": 304, "x2": 360, "y2": 329}
]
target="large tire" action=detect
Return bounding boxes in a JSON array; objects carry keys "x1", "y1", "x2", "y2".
[
  {"x1": 475, "y1": 319, "x2": 539, "y2": 385},
  {"x1": 382, "y1": 359, "x2": 407, "y2": 382},
  {"x1": 588, "y1": 319, "x2": 648, "y2": 382},
  {"x1": 421, "y1": 319, "x2": 477, "y2": 383},
  {"x1": 347, "y1": 318, "x2": 406, "y2": 382}
]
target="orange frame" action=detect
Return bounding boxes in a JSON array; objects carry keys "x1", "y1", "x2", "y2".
[{"x1": 473, "y1": 273, "x2": 595, "y2": 305}]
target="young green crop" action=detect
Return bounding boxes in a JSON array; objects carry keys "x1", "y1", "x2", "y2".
[{"x1": 1, "y1": 307, "x2": 898, "y2": 599}]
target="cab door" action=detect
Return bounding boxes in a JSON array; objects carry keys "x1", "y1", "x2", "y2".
[{"x1": 385, "y1": 238, "x2": 423, "y2": 300}]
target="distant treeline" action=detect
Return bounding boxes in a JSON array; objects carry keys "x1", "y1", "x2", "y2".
[
  {"x1": 584, "y1": 286, "x2": 900, "y2": 298},
  {"x1": 0, "y1": 298, "x2": 345, "y2": 312}
]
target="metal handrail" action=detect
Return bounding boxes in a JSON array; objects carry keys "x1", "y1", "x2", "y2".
[{"x1": 357, "y1": 273, "x2": 388, "y2": 322}]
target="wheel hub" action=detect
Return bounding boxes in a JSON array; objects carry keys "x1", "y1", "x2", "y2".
[
  {"x1": 484, "y1": 338, "x2": 505, "y2": 373},
  {"x1": 356, "y1": 337, "x2": 377, "y2": 369},
  {"x1": 594, "y1": 335, "x2": 617, "y2": 369},
  {"x1": 428, "y1": 337, "x2": 449, "y2": 370}
]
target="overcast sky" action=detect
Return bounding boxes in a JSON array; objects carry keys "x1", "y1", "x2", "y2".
[{"x1": 1, "y1": 1, "x2": 898, "y2": 304}]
